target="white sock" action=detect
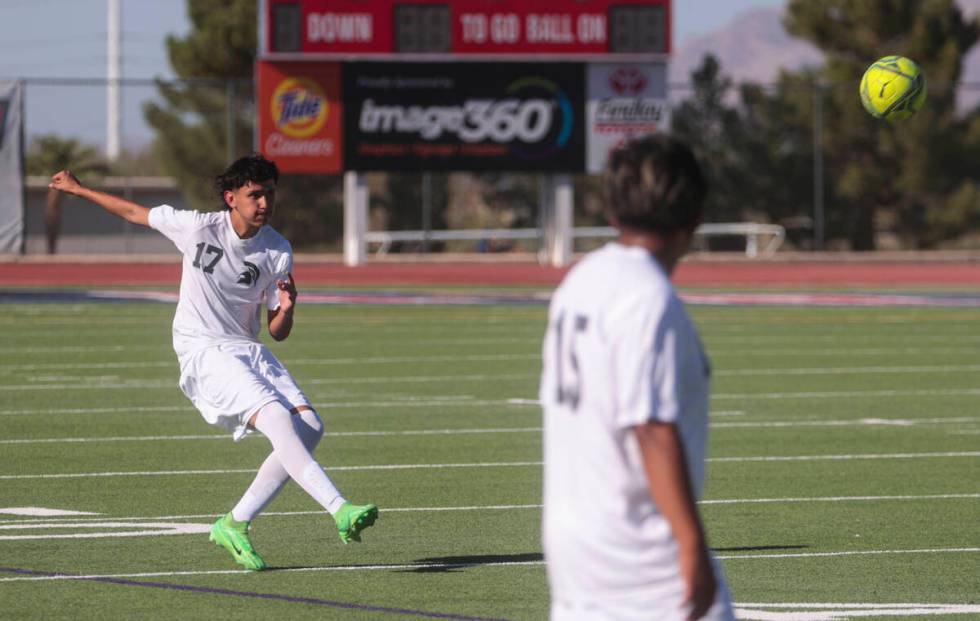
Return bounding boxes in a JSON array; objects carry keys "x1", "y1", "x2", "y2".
[
  {"x1": 231, "y1": 407, "x2": 322, "y2": 522},
  {"x1": 231, "y1": 405, "x2": 346, "y2": 521}
]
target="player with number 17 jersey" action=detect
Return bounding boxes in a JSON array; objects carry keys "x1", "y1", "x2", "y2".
[
  {"x1": 149, "y1": 205, "x2": 292, "y2": 356},
  {"x1": 148, "y1": 204, "x2": 303, "y2": 440}
]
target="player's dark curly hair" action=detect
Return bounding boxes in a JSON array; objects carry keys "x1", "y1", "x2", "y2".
[
  {"x1": 603, "y1": 135, "x2": 707, "y2": 233},
  {"x1": 215, "y1": 153, "x2": 280, "y2": 208}
]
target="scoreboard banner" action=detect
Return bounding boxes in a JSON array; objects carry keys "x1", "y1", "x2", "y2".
[
  {"x1": 256, "y1": 60, "x2": 343, "y2": 174},
  {"x1": 262, "y1": 0, "x2": 670, "y2": 56},
  {"x1": 343, "y1": 62, "x2": 586, "y2": 172},
  {"x1": 586, "y1": 63, "x2": 669, "y2": 174}
]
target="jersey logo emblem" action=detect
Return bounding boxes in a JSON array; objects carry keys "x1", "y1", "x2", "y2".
[{"x1": 237, "y1": 262, "x2": 260, "y2": 286}]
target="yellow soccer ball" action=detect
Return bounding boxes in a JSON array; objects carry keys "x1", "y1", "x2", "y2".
[{"x1": 859, "y1": 55, "x2": 927, "y2": 121}]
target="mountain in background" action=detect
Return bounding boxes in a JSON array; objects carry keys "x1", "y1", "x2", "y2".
[{"x1": 670, "y1": 0, "x2": 980, "y2": 111}]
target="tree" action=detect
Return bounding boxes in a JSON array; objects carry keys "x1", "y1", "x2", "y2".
[
  {"x1": 144, "y1": 0, "x2": 256, "y2": 214},
  {"x1": 25, "y1": 136, "x2": 107, "y2": 254},
  {"x1": 671, "y1": 56, "x2": 756, "y2": 225},
  {"x1": 781, "y1": 0, "x2": 980, "y2": 249},
  {"x1": 145, "y1": 0, "x2": 352, "y2": 249}
]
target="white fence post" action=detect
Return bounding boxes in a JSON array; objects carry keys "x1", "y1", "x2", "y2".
[
  {"x1": 550, "y1": 174, "x2": 573, "y2": 267},
  {"x1": 343, "y1": 171, "x2": 368, "y2": 266}
]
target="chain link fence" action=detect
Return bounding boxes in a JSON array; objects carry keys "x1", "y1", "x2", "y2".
[{"x1": 17, "y1": 77, "x2": 980, "y2": 254}]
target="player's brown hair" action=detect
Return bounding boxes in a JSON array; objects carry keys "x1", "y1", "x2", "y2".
[
  {"x1": 603, "y1": 135, "x2": 707, "y2": 233},
  {"x1": 215, "y1": 153, "x2": 280, "y2": 209}
]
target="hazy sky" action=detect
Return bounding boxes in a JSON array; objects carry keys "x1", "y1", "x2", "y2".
[{"x1": 0, "y1": 0, "x2": 786, "y2": 150}]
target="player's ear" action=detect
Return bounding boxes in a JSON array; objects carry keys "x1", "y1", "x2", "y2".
[{"x1": 223, "y1": 190, "x2": 235, "y2": 209}]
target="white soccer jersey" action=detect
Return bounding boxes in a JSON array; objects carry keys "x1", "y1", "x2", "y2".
[
  {"x1": 148, "y1": 205, "x2": 292, "y2": 358},
  {"x1": 540, "y1": 242, "x2": 717, "y2": 609}
]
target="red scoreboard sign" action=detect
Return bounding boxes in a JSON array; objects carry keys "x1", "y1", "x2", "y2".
[{"x1": 261, "y1": 0, "x2": 670, "y2": 56}]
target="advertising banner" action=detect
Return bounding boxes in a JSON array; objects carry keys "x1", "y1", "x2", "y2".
[
  {"x1": 343, "y1": 61, "x2": 585, "y2": 172},
  {"x1": 0, "y1": 81, "x2": 24, "y2": 254},
  {"x1": 586, "y1": 63, "x2": 669, "y2": 174},
  {"x1": 256, "y1": 61, "x2": 343, "y2": 174}
]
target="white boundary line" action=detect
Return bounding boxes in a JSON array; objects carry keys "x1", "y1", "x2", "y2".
[
  {"x1": 2, "y1": 417, "x2": 977, "y2": 445},
  {"x1": 2, "y1": 453, "x2": 978, "y2": 481},
  {"x1": 10, "y1": 359, "x2": 980, "y2": 376},
  {"x1": 0, "y1": 548, "x2": 976, "y2": 583},
  {"x1": 712, "y1": 388, "x2": 980, "y2": 400},
  {"x1": 4, "y1": 380, "x2": 980, "y2": 402},
  {"x1": 714, "y1": 547, "x2": 980, "y2": 560},
  {"x1": 2, "y1": 494, "x2": 976, "y2": 526},
  {"x1": 0, "y1": 353, "x2": 540, "y2": 373}
]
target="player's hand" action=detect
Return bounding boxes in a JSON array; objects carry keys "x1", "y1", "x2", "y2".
[
  {"x1": 49, "y1": 170, "x2": 83, "y2": 195},
  {"x1": 680, "y1": 545, "x2": 717, "y2": 620},
  {"x1": 276, "y1": 272, "x2": 297, "y2": 312}
]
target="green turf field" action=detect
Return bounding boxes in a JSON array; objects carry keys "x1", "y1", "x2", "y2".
[{"x1": 0, "y1": 301, "x2": 978, "y2": 620}]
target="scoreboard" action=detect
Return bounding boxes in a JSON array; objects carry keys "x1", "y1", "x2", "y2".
[
  {"x1": 256, "y1": 1, "x2": 672, "y2": 174},
  {"x1": 261, "y1": 0, "x2": 670, "y2": 57}
]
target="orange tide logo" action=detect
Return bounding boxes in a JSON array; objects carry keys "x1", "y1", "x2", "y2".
[{"x1": 271, "y1": 77, "x2": 328, "y2": 138}]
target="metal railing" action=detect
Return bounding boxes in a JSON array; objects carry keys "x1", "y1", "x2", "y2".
[{"x1": 366, "y1": 223, "x2": 786, "y2": 257}]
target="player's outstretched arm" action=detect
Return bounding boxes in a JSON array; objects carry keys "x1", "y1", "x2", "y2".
[
  {"x1": 49, "y1": 170, "x2": 150, "y2": 227},
  {"x1": 634, "y1": 421, "x2": 718, "y2": 621}
]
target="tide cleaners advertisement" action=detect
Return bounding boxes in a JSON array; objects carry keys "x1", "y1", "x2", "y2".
[{"x1": 257, "y1": 61, "x2": 343, "y2": 174}]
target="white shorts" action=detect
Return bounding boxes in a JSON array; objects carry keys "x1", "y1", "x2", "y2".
[{"x1": 177, "y1": 342, "x2": 311, "y2": 440}]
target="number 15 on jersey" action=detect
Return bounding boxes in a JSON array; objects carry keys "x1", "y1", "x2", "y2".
[{"x1": 551, "y1": 310, "x2": 589, "y2": 412}]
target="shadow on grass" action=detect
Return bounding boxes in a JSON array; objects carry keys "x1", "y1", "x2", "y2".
[
  {"x1": 711, "y1": 544, "x2": 809, "y2": 553},
  {"x1": 403, "y1": 553, "x2": 545, "y2": 573}
]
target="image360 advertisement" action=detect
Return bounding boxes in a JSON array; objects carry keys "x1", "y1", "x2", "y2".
[{"x1": 343, "y1": 62, "x2": 586, "y2": 172}]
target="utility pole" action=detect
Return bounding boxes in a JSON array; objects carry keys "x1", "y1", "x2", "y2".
[{"x1": 107, "y1": 0, "x2": 121, "y2": 160}]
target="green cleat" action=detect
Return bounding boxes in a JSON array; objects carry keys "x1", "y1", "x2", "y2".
[
  {"x1": 333, "y1": 502, "x2": 379, "y2": 544},
  {"x1": 209, "y1": 513, "x2": 268, "y2": 571}
]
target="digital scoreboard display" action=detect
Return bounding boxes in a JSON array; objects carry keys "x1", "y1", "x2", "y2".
[{"x1": 262, "y1": 0, "x2": 670, "y2": 56}]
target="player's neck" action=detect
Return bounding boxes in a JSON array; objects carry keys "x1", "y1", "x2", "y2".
[
  {"x1": 229, "y1": 210, "x2": 262, "y2": 239},
  {"x1": 616, "y1": 228, "x2": 690, "y2": 277}
]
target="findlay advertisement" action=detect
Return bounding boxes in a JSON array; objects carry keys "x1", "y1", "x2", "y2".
[
  {"x1": 586, "y1": 63, "x2": 670, "y2": 174},
  {"x1": 257, "y1": 61, "x2": 343, "y2": 174},
  {"x1": 343, "y1": 62, "x2": 585, "y2": 172}
]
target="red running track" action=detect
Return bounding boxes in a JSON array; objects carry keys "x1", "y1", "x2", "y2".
[{"x1": 0, "y1": 259, "x2": 978, "y2": 288}]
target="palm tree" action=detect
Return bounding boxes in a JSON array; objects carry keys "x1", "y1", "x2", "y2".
[{"x1": 25, "y1": 136, "x2": 107, "y2": 254}]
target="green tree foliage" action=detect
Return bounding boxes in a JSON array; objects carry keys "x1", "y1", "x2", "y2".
[
  {"x1": 25, "y1": 135, "x2": 105, "y2": 179},
  {"x1": 25, "y1": 135, "x2": 108, "y2": 254},
  {"x1": 671, "y1": 56, "x2": 759, "y2": 224},
  {"x1": 781, "y1": 0, "x2": 980, "y2": 248},
  {"x1": 144, "y1": 0, "x2": 346, "y2": 248},
  {"x1": 144, "y1": 0, "x2": 256, "y2": 214},
  {"x1": 675, "y1": 1, "x2": 980, "y2": 249}
]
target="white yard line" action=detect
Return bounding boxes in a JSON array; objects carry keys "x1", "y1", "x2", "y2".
[
  {"x1": 2, "y1": 494, "x2": 975, "y2": 526},
  {"x1": 0, "y1": 400, "x2": 528, "y2": 416},
  {"x1": 708, "y1": 451, "x2": 980, "y2": 463},
  {"x1": 712, "y1": 388, "x2": 980, "y2": 400},
  {"x1": 714, "y1": 547, "x2": 980, "y2": 560},
  {"x1": 0, "y1": 353, "x2": 540, "y2": 373},
  {"x1": 0, "y1": 374, "x2": 531, "y2": 392},
  {"x1": 3, "y1": 417, "x2": 977, "y2": 445},
  {"x1": 699, "y1": 493, "x2": 980, "y2": 506},
  {"x1": 0, "y1": 462, "x2": 543, "y2": 481},
  {"x1": 0, "y1": 428, "x2": 542, "y2": 445},
  {"x1": 1, "y1": 453, "x2": 977, "y2": 481},
  {"x1": 0, "y1": 548, "x2": 976, "y2": 583},
  {"x1": 4, "y1": 378, "x2": 980, "y2": 400},
  {"x1": 716, "y1": 364, "x2": 980, "y2": 376},
  {"x1": 711, "y1": 347, "x2": 980, "y2": 357}
]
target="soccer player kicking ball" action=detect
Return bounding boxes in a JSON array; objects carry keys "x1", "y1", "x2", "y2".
[
  {"x1": 49, "y1": 154, "x2": 378, "y2": 571},
  {"x1": 540, "y1": 135, "x2": 735, "y2": 620}
]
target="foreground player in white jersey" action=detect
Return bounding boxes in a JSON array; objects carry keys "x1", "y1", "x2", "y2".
[
  {"x1": 540, "y1": 135, "x2": 735, "y2": 621},
  {"x1": 49, "y1": 154, "x2": 378, "y2": 571}
]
